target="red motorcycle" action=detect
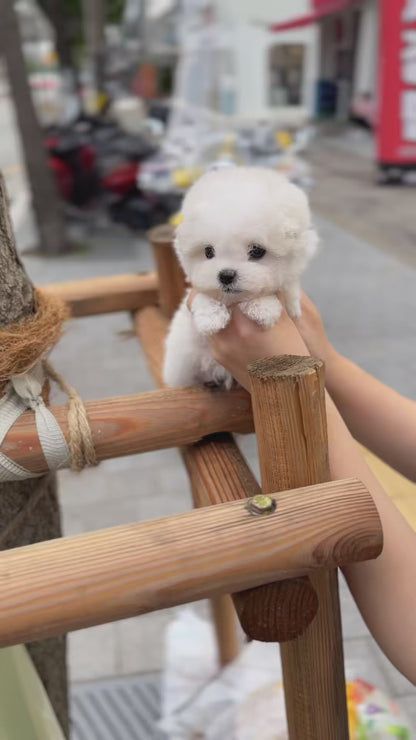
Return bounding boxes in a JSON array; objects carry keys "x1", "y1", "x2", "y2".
[{"x1": 45, "y1": 117, "x2": 179, "y2": 230}]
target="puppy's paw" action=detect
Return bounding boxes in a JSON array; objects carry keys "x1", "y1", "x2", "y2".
[
  {"x1": 212, "y1": 365, "x2": 234, "y2": 390},
  {"x1": 163, "y1": 360, "x2": 196, "y2": 388},
  {"x1": 239, "y1": 295, "x2": 282, "y2": 328},
  {"x1": 283, "y1": 282, "x2": 302, "y2": 318},
  {"x1": 200, "y1": 361, "x2": 234, "y2": 390},
  {"x1": 192, "y1": 294, "x2": 231, "y2": 335},
  {"x1": 286, "y1": 296, "x2": 301, "y2": 318}
]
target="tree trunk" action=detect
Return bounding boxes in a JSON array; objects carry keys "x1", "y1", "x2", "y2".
[
  {"x1": 0, "y1": 172, "x2": 69, "y2": 735},
  {"x1": 0, "y1": 0, "x2": 67, "y2": 255},
  {"x1": 82, "y1": 0, "x2": 106, "y2": 104},
  {"x1": 38, "y1": 0, "x2": 83, "y2": 102}
]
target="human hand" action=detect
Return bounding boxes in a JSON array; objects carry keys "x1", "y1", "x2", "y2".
[
  {"x1": 187, "y1": 290, "x2": 309, "y2": 390},
  {"x1": 293, "y1": 292, "x2": 337, "y2": 365}
]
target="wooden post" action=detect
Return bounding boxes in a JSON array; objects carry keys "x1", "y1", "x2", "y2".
[
  {"x1": 210, "y1": 596, "x2": 241, "y2": 667},
  {"x1": 147, "y1": 225, "x2": 242, "y2": 665},
  {"x1": 248, "y1": 355, "x2": 349, "y2": 740},
  {"x1": 144, "y1": 229, "x2": 318, "y2": 642},
  {"x1": 133, "y1": 306, "x2": 169, "y2": 386},
  {"x1": 183, "y1": 433, "x2": 263, "y2": 666},
  {"x1": 148, "y1": 224, "x2": 187, "y2": 318}
]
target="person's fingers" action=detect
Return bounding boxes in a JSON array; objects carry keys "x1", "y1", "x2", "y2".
[
  {"x1": 299, "y1": 290, "x2": 313, "y2": 311},
  {"x1": 291, "y1": 291, "x2": 314, "y2": 325}
]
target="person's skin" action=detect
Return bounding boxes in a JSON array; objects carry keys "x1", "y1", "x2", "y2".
[
  {"x1": 188, "y1": 291, "x2": 416, "y2": 684},
  {"x1": 296, "y1": 294, "x2": 416, "y2": 482}
]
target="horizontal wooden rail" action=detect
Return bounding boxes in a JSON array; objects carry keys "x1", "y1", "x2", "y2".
[
  {"x1": 42, "y1": 273, "x2": 159, "y2": 317},
  {"x1": 1, "y1": 387, "x2": 253, "y2": 475},
  {"x1": 0, "y1": 479, "x2": 382, "y2": 647}
]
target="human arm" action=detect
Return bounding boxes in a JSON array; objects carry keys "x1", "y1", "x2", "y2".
[
  {"x1": 206, "y1": 304, "x2": 416, "y2": 683},
  {"x1": 295, "y1": 293, "x2": 416, "y2": 482},
  {"x1": 326, "y1": 395, "x2": 416, "y2": 684}
]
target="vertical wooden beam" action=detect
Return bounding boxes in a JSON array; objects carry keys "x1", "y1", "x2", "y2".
[
  {"x1": 147, "y1": 224, "x2": 187, "y2": 318},
  {"x1": 133, "y1": 306, "x2": 168, "y2": 387},
  {"x1": 145, "y1": 226, "x2": 318, "y2": 643},
  {"x1": 147, "y1": 225, "x2": 240, "y2": 667},
  {"x1": 248, "y1": 356, "x2": 349, "y2": 740},
  {"x1": 210, "y1": 595, "x2": 241, "y2": 667},
  {"x1": 183, "y1": 432, "x2": 262, "y2": 666}
]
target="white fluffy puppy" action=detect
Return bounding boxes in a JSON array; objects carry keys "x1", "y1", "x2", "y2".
[{"x1": 163, "y1": 166, "x2": 318, "y2": 389}]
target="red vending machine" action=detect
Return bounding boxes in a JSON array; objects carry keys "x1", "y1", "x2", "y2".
[{"x1": 378, "y1": 0, "x2": 416, "y2": 180}]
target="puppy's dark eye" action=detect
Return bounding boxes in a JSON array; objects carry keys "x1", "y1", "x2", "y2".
[
  {"x1": 248, "y1": 244, "x2": 266, "y2": 261},
  {"x1": 205, "y1": 245, "x2": 215, "y2": 259}
]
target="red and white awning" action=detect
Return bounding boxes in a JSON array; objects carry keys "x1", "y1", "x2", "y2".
[{"x1": 269, "y1": 0, "x2": 360, "y2": 33}]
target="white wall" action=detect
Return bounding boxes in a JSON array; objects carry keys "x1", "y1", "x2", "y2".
[
  {"x1": 216, "y1": 0, "x2": 310, "y2": 25},
  {"x1": 170, "y1": 0, "x2": 318, "y2": 123},
  {"x1": 232, "y1": 21, "x2": 318, "y2": 120},
  {"x1": 215, "y1": 0, "x2": 317, "y2": 120},
  {"x1": 353, "y1": 0, "x2": 378, "y2": 97}
]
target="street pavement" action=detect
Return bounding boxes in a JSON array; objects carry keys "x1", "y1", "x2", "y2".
[{"x1": 309, "y1": 125, "x2": 416, "y2": 271}]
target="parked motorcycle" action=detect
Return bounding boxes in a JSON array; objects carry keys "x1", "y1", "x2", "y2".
[{"x1": 45, "y1": 115, "x2": 179, "y2": 230}]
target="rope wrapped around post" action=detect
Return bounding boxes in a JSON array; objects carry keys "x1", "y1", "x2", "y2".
[{"x1": 0, "y1": 290, "x2": 97, "y2": 479}]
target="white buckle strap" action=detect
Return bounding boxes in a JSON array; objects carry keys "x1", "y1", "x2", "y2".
[{"x1": 0, "y1": 364, "x2": 70, "y2": 481}]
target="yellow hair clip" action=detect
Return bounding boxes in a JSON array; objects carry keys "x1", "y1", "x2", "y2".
[{"x1": 170, "y1": 211, "x2": 183, "y2": 226}]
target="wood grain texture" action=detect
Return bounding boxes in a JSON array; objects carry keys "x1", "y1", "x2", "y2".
[
  {"x1": 249, "y1": 355, "x2": 350, "y2": 740},
  {"x1": 183, "y1": 437, "x2": 318, "y2": 640},
  {"x1": 42, "y1": 273, "x2": 159, "y2": 317},
  {"x1": 135, "y1": 287, "x2": 262, "y2": 654},
  {"x1": 1, "y1": 387, "x2": 254, "y2": 475},
  {"x1": 148, "y1": 224, "x2": 187, "y2": 318},
  {"x1": 135, "y1": 256, "x2": 317, "y2": 642},
  {"x1": 135, "y1": 301, "x2": 250, "y2": 660},
  {"x1": 133, "y1": 305, "x2": 169, "y2": 387},
  {"x1": 182, "y1": 433, "x2": 261, "y2": 507},
  {"x1": 183, "y1": 433, "x2": 261, "y2": 659},
  {"x1": 236, "y1": 356, "x2": 326, "y2": 642},
  {"x1": 0, "y1": 478, "x2": 381, "y2": 647},
  {"x1": 210, "y1": 595, "x2": 241, "y2": 666}
]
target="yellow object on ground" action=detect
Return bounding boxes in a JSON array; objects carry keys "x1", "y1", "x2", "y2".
[
  {"x1": 172, "y1": 167, "x2": 203, "y2": 189},
  {"x1": 276, "y1": 131, "x2": 293, "y2": 150},
  {"x1": 362, "y1": 446, "x2": 416, "y2": 531},
  {"x1": 347, "y1": 678, "x2": 411, "y2": 737}
]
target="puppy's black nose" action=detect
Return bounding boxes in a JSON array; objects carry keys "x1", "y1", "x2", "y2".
[{"x1": 218, "y1": 269, "x2": 237, "y2": 286}]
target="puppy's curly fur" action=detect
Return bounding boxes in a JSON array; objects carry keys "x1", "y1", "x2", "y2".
[{"x1": 163, "y1": 167, "x2": 318, "y2": 389}]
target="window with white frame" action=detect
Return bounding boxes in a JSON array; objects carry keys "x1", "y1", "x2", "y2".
[{"x1": 268, "y1": 44, "x2": 304, "y2": 106}]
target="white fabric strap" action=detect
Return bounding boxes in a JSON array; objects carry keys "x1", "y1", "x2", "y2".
[{"x1": 0, "y1": 364, "x2": 70, "y2": 481}]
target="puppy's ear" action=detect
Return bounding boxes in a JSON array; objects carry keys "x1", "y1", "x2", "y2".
[
  {"x1": 173, "y1": 234, "x2": 189, "y2": 278},
  {"x1": 304, "y1": 227, "x2": 319, "y2": 260},
  {"x1": 281, "y1": 215, "x2": 301, "y2": 240},
  {"x1": 173, "y1": 234, "x2": 186, "y2": 269}
]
